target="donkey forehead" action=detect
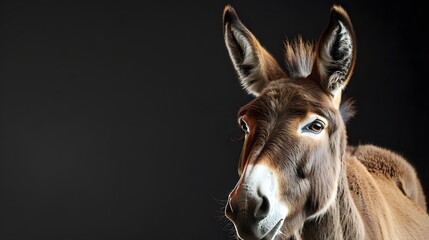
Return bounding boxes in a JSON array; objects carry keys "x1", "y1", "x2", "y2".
[{"x1": 240, "y1": 79, "x2": 334, "y2": 120}]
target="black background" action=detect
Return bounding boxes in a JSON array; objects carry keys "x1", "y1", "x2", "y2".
[{"x1": 1, "y1": 1, "x2": 428, "y2": 239}]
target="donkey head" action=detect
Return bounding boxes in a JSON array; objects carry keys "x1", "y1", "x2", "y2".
[{"x1": 223, "y1": 5, "x2": 356, "y2": 239}]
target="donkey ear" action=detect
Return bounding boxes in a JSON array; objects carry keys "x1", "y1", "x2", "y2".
[
  {"x1": 313, "y1": 5, "x2": 356, "y2": 99},
  {"x1": 223, "y1": 5, "x2": 286, "y2": 96}
]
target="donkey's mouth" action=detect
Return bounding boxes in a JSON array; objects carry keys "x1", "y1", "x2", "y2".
[{"x1": 261, "y1": 219, "x2": 283, "y2": 240}]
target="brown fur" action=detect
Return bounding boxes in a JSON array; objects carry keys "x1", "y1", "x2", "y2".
[
  {"x1": 345, "y1": 146, "x2": 429, "y2": 239},
  {"x1": 348, "y1": 145, "x2": 427, "y2": 211}
]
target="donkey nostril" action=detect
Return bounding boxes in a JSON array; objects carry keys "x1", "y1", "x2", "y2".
[
  {"x1": 255, "y1": 196, "x2": 270, "y2": 220},
  {"x1": 260, "y1": 196, "x2": 269, "y2": 212}
]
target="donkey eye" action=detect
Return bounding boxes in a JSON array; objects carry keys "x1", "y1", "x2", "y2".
[
  {"x1": 305, "y1": 120, "x2": 325, "y2": 133},
  {"x1": 239, "y1": 117, "x2": 250, "y2": 133}
]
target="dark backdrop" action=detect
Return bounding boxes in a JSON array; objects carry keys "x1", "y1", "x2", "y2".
[{"x1": 1, "y1": 1, "x2": 428, "y2": 239}]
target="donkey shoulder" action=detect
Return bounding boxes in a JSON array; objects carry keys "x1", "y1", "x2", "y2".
[{"x1": 346, "y1": 144, "x2": 427, "y2": 211}]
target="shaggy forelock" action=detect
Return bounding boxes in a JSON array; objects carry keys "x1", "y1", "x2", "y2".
[{"x1": 284, "y1": 37, "x2": 315, "y2": 79}]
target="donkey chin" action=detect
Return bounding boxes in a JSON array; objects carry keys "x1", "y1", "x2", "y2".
[
  {"x1": 225, "y1": 164, "x2": 289, "y2": 240},
  {"x1": 232, "y1": 218, "x2": 285, "y2": 240}
]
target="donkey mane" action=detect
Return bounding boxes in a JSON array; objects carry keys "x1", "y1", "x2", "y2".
[
  {"x1": 283, "y1": 37, "x2": 355, "y2": 123},
  {"x1": 283, "y1": 36, "x2": 315, "y2": 79}
]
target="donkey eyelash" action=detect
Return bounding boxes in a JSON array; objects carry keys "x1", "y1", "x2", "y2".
[
  {"x1": 301, "y1": 119, "x2": 326, "y2": 134},
  {"x1": 306, "y1": 120, "x2": 325, "y2": 133}
]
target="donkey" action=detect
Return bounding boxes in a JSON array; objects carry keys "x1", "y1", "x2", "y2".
[{"x1": 222, "y1": 4, "x2": 429, "y2": 240}]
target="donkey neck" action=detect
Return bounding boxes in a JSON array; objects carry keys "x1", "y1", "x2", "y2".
[{"x1": 299, "y1": 162, "x2": 365, "y2": 240}]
